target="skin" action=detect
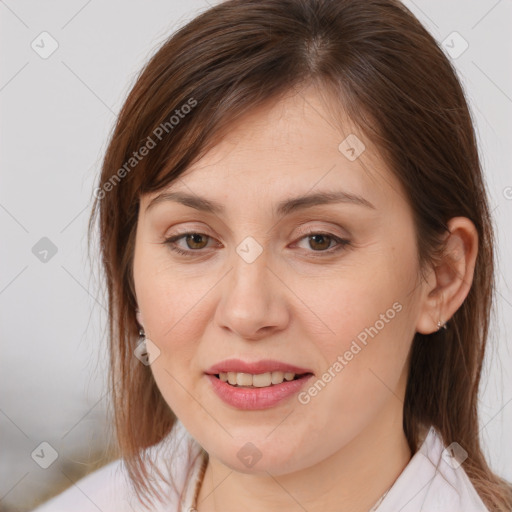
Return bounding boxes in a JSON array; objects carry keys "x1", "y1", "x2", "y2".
[{"x1": 133, "y1": 84, "x2": 478, "y2": 512}]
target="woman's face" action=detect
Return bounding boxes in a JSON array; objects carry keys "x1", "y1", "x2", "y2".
[{"x1": 133, "y1": 86, "x2": 427, "y2": 475}]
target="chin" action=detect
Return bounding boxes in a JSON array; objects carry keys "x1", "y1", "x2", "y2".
[{"x1": 205, "y1": 434, "x2": 313, "y2": 476}]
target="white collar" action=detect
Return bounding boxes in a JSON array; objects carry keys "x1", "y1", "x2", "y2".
[{"x1": 376, "y1": 427, "x2": 489, "y2": 511}]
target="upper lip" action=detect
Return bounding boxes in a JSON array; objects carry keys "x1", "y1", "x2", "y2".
[{"x1": 205, "y1": 358, "x2": 314, "y2": 375}]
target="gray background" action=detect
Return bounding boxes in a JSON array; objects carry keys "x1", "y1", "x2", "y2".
[{"x1": 1, "y1": 1, "x2": 511, "y2": 510}]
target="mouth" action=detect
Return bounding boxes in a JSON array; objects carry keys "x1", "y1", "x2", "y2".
[
  {"x1": 204, "y1": 359, "x2": 315, "y2": 410},
  {"x1": 212, "y1": 371, "x2": 313, "y2": 388}
]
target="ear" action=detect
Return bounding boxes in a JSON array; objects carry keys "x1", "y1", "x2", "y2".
[{"x1": 415, "y1": 217, "x2": 479, "y2": 335}]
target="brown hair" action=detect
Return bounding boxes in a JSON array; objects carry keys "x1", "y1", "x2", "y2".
[{"x1": 87, "y1": 0, "x2": 512, "y2": 509}]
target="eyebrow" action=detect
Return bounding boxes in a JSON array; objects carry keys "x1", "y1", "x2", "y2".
[{"x1": 145, "y1": 189, "x2": 376, "y2": 216}]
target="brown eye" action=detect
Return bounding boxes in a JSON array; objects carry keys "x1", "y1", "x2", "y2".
[
  {"x1": 307, "y1": 234, "x2": 333, "y2": 251},
  {"x1": 163, "y1": 232, "x2": 217, "y2": 256},
  {"x1": 183, "y1": 233, "x2": 209, "y2": 250},
  {"x1": 294, "y1": 231, "x2": 350, "y2": 256}
]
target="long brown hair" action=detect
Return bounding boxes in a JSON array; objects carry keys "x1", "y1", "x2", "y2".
[{"x1": 87, "y1": 0, "x2": 512, "y2": 509}]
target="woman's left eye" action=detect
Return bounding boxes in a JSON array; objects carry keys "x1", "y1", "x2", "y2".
[
  {"x1": 293, "y1": 232, "x2": 350, "y2": 255},
  {"x1": 162, "y1": 231, "x2": 350, "y2": 257}
]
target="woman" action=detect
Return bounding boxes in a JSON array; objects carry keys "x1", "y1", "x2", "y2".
[{"x1": 32, "y1": 0, "x2": 512, "y2": 510}]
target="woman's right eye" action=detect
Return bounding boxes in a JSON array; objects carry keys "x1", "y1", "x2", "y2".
[{"x1": 162, "y1": 232, "x2": 216, "y2": 256}]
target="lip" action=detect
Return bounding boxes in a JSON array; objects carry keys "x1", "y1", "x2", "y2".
[
  {"x1": 206, "y1": 373, "x2": 314, "y2": 410},
  {"x1": 205, "y1": 358, "x2": 313, "y2": 375}
]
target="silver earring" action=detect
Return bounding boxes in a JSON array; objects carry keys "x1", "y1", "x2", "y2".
[{"x1": 437, "y1": 320, "x2": 448, "y2": 331}]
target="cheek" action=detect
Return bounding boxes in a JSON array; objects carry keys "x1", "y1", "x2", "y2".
[
  {"x1": 133, "y1": 246, "x2": 208, "y2": 406},
  {"x1": 134, "y1": 240, "x2": 215, "y2": 344},
  {"x1": 300, "y1": 247, "x2": 414, "y2": 351},
  {"x1": 299, "y1": 243, "x2": 416, "y2": 408},
  {"x1": 306, "y1": 285, "x2": 409, "y2": 404}
]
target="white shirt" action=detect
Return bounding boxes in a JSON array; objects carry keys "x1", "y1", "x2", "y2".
[{"x1": 31, "y1": 420, "x2": 489, "y2": 512}]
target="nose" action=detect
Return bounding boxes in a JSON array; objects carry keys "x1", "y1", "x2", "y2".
[{"x1": 215, "y1": 244, "x2": 289, "y2": 341}]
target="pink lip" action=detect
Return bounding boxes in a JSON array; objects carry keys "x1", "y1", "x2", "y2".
[
  {"x1": 206, "y1": 374, "x2": 314, "y2": 410},
  {"x1": 205, "y1": 358, "x2": 313, "y2": 375}
]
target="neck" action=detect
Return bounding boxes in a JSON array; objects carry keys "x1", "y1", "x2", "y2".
[{"x1": 195, "y1": 403, "x2": 412, "y2": 512}]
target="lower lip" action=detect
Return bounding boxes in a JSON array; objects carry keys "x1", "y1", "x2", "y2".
[{"x1": 206, "y1": 374, "x2": 313, "y2": 410}]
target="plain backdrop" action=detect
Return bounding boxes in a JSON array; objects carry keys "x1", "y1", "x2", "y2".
[{"x1": 0, "y1": 1, "x2": 511, "y2": 510}]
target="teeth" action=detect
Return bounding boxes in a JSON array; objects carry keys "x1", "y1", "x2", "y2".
[
  {"x1": 218, "y1": 371, "x2": 298, "y2": 387},
  {"x1": 236, "y1": 373, "x2": 253, "y2": 386},
  {"x1": 271, "y1": 371, "x2": 284, "y2": 384},
  {"x1": 252, "y1": 373, "x2": 272, "y2": 387}
]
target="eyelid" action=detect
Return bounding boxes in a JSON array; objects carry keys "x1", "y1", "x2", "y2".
[
  {"x1": 164, "y1": 219, "x2": 348, "y2": 239},
  {"x1": 293, "y1": 223, "x2": 348, "y2": 239}
]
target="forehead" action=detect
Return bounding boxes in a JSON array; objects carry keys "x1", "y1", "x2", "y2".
[{"x1": 142, "y1": 86, "x2": 402, "y2": 212}]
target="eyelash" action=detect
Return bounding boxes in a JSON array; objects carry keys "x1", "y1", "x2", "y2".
[{"x1": 161, "y1": 230, "x2": 351, "y2": 258}]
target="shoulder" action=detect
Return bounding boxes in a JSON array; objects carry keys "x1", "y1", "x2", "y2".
[
  {"x1": 381, "y1": 427, "x2": 490, "y2": 512},
  {"x1": 31, "y1": 420, "x2": 204, "y2": 512}
]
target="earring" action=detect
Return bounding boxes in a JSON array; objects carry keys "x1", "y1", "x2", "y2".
[
  {"x1": 437, "y1": 319, "x2": 448, "y2": 331},
  {"x1": 134, "y1": 327, "x2": 151, "y2": 365},
  {"x1": 138, "y1": 327, "x2": 146, "y2": 346},
  {"x1": 134, "y1": 326, "x2": 160, "y2": 365}
]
